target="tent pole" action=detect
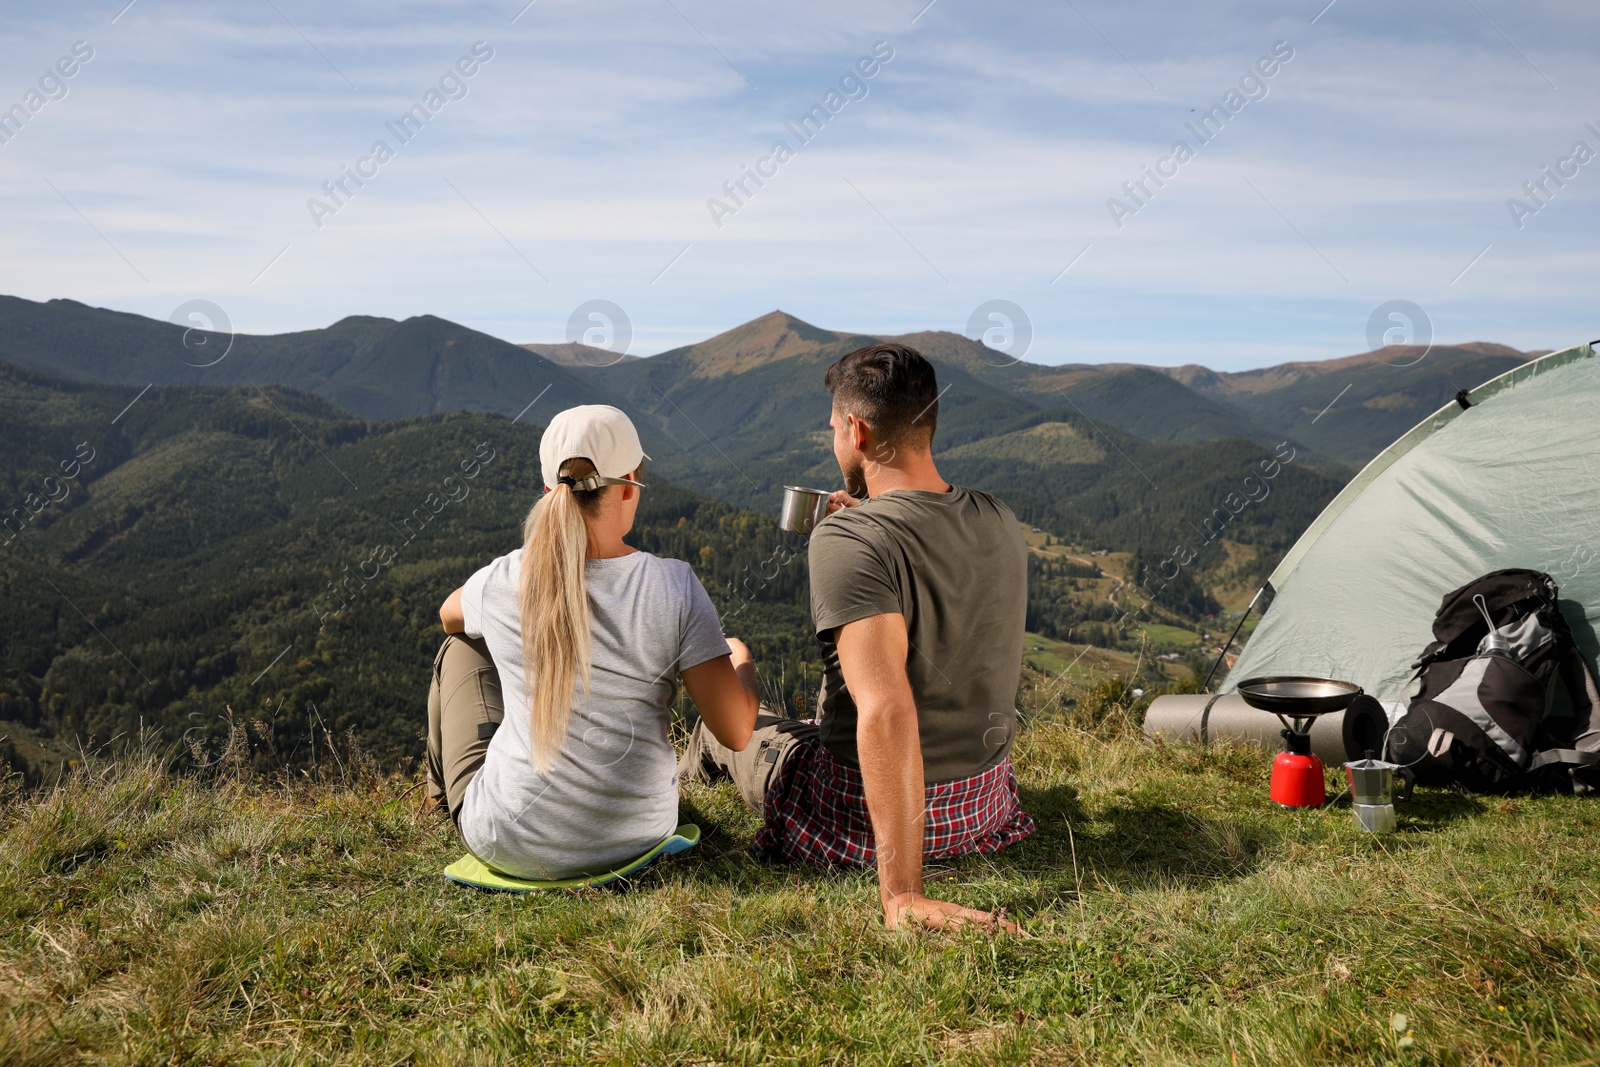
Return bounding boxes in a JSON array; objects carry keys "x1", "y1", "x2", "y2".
[{"x1": 1202, "y1": 587, "x2": 1265, "y2": 693}]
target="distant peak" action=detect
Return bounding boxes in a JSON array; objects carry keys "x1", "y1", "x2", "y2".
[
  {"x1": 710, "y1": 310, "x2": 836, "y2": 342},
  {"x1": 670, "y1": 310, "x2": 844, "y2": 376},
  {"x1": 760, "y1": 309, "x2": 830, "y2": 333},
  {"x1": 327, "y1": 314, "x2": 399, "y2": 329}
]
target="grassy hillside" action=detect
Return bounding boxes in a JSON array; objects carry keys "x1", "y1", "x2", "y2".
[
  {"x1": 4, "y1": 675, "x2": 1598, "y2": 1064},
  {"x1": 945, "y1": 422, "x2": 1108, "y2": 466}
]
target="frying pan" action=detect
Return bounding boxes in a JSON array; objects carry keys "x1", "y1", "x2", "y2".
[{"x1": 1235, "y1": 676, "x2": 1364, "y2": 734}]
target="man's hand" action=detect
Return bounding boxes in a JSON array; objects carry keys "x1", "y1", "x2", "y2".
[
  {"x1": 883, "y1": 892, "x2": 1021, "y2": 935},
  {"x1": 826, "y1": 490, "x2": 861, "y2": 516}
]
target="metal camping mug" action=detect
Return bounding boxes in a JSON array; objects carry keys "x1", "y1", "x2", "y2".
[{"x1": 778, "y1": 486, "x2": 832, "y2": 535}]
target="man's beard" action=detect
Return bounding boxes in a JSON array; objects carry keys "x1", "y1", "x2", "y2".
[{"x1": 839, "y1": 455, "x2": 868, "y2": 499}]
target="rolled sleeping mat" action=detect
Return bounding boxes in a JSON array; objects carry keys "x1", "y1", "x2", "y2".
[{"x1": 1142, "y1": 693, "x2": 1390, "y2": 766}]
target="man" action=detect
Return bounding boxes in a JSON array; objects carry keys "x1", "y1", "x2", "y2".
[{"x1": 680, "y1": 342, "x2": 1033, "y2": 931}]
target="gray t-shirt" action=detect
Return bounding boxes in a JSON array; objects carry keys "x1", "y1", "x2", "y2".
[
  {"x1": 808, "y1": 485, "x2": 1027, "y2": 783},
  {"x1": 457, "y1": 549, "x2": 729, "y2": 879}
]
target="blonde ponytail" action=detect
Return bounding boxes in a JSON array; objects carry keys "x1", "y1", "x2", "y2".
[{"x1": 518, "y1": 459, "x2": 601, "y2": 770}]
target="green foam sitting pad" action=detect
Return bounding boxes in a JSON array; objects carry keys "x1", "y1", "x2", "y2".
[{"x1": 443, "y1": 824, "x2": 700, "y2": 892}]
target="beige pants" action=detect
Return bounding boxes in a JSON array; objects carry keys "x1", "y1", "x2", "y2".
[
  {"x1": 424, "y1": 633, "x2": 505, "y2": 823},
  {"x1": 677, "y1": 711, "x2": 817, "y2": 810}
]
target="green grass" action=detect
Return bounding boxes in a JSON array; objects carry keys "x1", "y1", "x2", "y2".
[
  {"x1": 1021, "y1": 633, "x2": 1187, "y2": 686},
  {"x1": 5, "y1": 697, "x2": 1600, "y2": 1064},
  {"x1": 1134, "y1": 622, "x2": 1199, "y2": 649}
]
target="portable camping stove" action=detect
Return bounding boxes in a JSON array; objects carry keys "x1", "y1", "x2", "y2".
[{"x1": 1235, "y1": 676, "x2": 1363, "y2": 808}]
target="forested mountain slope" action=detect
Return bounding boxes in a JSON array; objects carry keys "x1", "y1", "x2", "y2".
[{"x1": 0, "y1": 364, "x2": 812, "y2": 777}]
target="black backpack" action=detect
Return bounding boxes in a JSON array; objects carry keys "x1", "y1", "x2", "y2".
[{"x1": 1387, "y1": 568, "x2": 1600, "y2": 792}]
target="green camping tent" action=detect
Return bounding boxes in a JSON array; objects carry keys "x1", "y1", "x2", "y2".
[{"x1": 1222, "y1": 341, "x2": 1600, "y2": 703}]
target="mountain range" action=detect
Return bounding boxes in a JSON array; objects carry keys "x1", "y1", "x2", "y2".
[
  {"x1": 1, "y1": 294, "x2": 1533, "y2": 470},
  {"x1": 574, "y1": 311, "x2": 1532, "y2": 466},
  {"x1": 1, "y1": 293, "x2": 1552, "y2": 586}
]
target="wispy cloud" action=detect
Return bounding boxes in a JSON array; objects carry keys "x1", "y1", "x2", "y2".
[{"x1": 0, "y1": 0, "x2": 1595, "y2": 369}]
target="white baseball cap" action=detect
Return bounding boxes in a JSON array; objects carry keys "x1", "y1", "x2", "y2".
[{"x1": 539, "y1": 405, "x2": 650, "y2": 491}]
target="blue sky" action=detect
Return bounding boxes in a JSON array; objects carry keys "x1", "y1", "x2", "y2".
[{"x1": 0, "y1": 0, "x2": 1595, "y2": 370}]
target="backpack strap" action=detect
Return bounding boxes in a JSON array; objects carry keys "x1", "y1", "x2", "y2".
[
  {"x1": 1411, "y1": 640, "x2": 1451, "y2": 676},
  {"x1": 1528, "y1": 646, "x2": 1600, "y2": 791},
  {"x1": 1528, "y1": 747, "x2": 1600, "y2": 770},
  {"x1": 1560, "y1": 644, "x2": 1600, "y2": 752}
]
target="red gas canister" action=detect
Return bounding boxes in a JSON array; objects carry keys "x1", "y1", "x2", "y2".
[{"x1": 1270, "y1": 751, "x2": 1326, "y2": 807}]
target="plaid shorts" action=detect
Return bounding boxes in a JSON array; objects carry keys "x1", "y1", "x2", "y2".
[{"x1": 754, "y1": 732, "x2": 1035, "y2": 867}]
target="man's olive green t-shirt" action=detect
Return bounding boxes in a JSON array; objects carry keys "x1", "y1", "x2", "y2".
[{"x1": 807, "y1": 485, "x2": 1028, "y2": 784}]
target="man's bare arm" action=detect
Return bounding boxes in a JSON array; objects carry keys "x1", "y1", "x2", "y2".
[{"x1": 836, "y1": 614, "x2": 1019, "y2": 933}]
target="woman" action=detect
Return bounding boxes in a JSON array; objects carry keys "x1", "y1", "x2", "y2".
[{"x1": 425, "y1": 404, "x2": 758, "y2": 880}]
